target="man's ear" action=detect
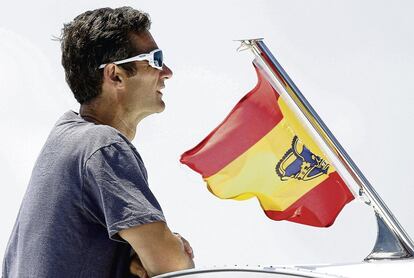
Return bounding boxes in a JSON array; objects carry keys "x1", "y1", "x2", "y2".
[{"x1": 102, "y1": 64, "x2": 126, "y2": 89}]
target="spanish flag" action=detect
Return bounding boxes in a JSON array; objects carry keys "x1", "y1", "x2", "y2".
[{"x1": 180, "y1": 61, "x2": 354, "y2": 227}]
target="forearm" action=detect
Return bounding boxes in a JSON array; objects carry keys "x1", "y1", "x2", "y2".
[
  {"x1": 141, "y1": 234, "x2": 194, "y2": 277},
  {"x1": 119, "y1": 222, "x2": 194, "y2": 277}
]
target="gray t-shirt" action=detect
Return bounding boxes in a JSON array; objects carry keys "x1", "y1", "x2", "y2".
[{"x1": 2, "y1": 111, "x2": 165, "y2": 278}]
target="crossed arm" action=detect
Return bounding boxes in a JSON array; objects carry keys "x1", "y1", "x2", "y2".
[{"x1": 119, "y1": 221, "x2": 195, "y2": 277}]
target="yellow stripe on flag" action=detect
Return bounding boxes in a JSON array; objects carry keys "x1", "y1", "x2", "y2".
[{"x1": 205, "y1": 97, "x2": 337, "y2": 211}]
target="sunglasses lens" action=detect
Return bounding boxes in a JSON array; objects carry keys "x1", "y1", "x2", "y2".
[{"x1": 153, "y1": 50, "x2": 163, "y2": 68}]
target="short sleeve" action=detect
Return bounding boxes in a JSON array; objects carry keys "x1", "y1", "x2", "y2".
[{"x1": 82, "y1": 141, "x2": 165, "y2": 242}]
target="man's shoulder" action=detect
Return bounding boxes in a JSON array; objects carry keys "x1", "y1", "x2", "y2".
[
  {"x1": 51, "y1": 111, "x2": 135, "y2": 158},
  {"x1": 79, "y1": 122, "x2": 125, "y2": 146}
]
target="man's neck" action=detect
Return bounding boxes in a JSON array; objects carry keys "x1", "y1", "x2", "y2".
[{"x1": 79, "y1": 102, "x2": 138, "y2": 141}]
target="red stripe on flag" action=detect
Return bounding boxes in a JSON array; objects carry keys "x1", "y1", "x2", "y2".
[
  {"x1": 264, "y1": 172, "x2": 354, "y2": 227},
  {"x1": 181, "y1": 65, "x2": 284, "y2": 177}
]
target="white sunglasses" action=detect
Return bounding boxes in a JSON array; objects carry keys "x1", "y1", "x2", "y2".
[{"x1": 98, "y1": 49, "x2": 163, "y2": 70}]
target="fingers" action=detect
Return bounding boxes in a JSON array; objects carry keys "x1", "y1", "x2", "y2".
[
  {"x1": 174, "y1": 233, "x2": 194, "y2": 259},
  {"x1": 130, "y1": 254, "x2": 149, "y2": 278},
  {"x1": 181, "y1": 238, "x2": 194, "y2": 259}
]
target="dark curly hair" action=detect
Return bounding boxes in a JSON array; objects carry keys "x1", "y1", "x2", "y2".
[{"x1": 61, "y1": 7, "x2": 151, "y2": 104}]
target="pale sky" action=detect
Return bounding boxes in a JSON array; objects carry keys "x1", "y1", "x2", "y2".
[{"x1": 1, "y1": 0, "x2": 413, "y2": 268}]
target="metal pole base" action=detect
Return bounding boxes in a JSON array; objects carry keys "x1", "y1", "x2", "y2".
[{"x1": 365, "y1": 213, "x2": 413, "y2": 260}]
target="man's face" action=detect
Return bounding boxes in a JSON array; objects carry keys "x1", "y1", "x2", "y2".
[{"x1": 121, "y1": 31, "x2": 173, "y2": 118}]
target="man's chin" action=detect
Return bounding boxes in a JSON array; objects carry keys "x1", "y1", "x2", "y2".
[
  {"x1": 154, "y1": 102, "x2": 166, "y2": 113},
  {"x1": 159, "y1": 101, "x2": 166, "y2": 112}
]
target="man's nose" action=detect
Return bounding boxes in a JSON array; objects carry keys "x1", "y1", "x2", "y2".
[{"x1": 161, "y1": 64, "x2": 173, "y2": 79}]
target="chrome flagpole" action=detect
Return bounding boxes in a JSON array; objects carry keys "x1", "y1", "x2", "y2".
[{"x1": 237, "y1": 38, "x2": 414, "y2": 259}]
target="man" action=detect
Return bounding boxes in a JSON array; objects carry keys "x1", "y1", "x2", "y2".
[{"x1": 2, "y1": 6, "x2": 194, "y2": 278}]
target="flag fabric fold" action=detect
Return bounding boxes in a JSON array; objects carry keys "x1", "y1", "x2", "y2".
[{"x1": 180, "y1": 61, "x2": 354, "y2": 227}]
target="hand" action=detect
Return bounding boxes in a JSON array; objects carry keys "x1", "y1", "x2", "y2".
[
  {"x1": 173, "y1": 233, "x2": 194, "y2": 259},
  {"x1": 130, "y1": 253, "x2": 148, "y2": 278}
]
